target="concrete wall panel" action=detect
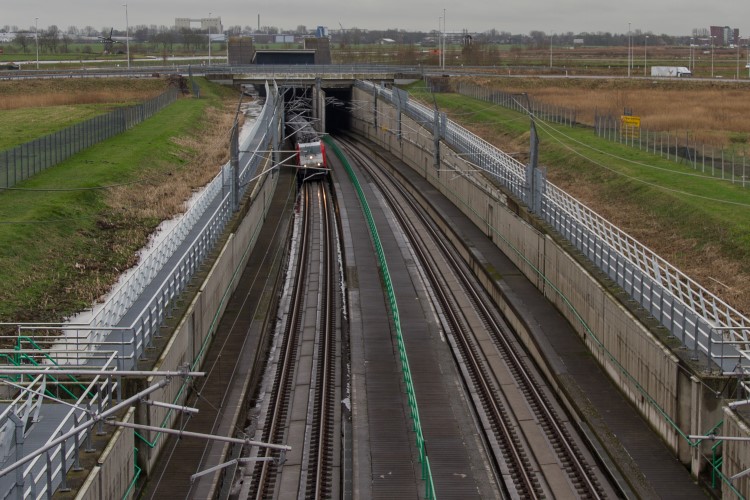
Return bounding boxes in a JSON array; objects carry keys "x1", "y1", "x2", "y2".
[
  {"x1": 349, "y1": 87, "x2": 693, "y2": 462},
  {"x1": 721, "y1": 408, "x2": 750, "y2": 498},
  {"x1": 77, "y1": 407, "x2": 136, "y2": 500},
  {"x1": 135, "y1": 168, "x2": 278, "y2": 476}
]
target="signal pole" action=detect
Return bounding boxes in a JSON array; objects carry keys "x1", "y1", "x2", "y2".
[{"x1": 123, "y1": 3, "x2": 130, "y2": 69}]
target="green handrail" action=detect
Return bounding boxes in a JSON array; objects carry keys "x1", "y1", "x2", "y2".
[
  {"x1": 123, "y1": 446, "x2": 142, "y2": 499},
  {"x1": 14, "y1": 336, "x2": 88, "y2": 399},
  {"x1": 324, "y1": 136, "x2": 436, "y2": 499}
]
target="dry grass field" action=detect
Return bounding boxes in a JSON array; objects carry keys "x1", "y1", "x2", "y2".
[
  {"x1": 467, "y1": 77, "x2": 750, "y2": 149},
  {"x1": 0, "y1": 78, "x2": 167, "y2": 110}
]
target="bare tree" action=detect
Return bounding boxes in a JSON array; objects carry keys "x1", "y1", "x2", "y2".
[
  {"x1": 61, "y1": 33, "x2": 71, "y2": 53},
  {"x1": 40, "y1": 25, "x2": 60, "y2": 53},
  {"x1": 14, "y1": 32, "x2": 30, "y2": 53}
]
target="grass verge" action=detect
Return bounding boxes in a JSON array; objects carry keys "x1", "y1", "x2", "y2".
[
  {"x1": 406, "y1": 81, "x2": 750, "y2": 315},
  {"x1": 0, "y1": 77, "x2": 238, "y2": 324}
]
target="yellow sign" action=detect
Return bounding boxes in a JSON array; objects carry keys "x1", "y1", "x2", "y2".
[{"x1": 620, "y1": 115, "x2": 641, "y2": 128}]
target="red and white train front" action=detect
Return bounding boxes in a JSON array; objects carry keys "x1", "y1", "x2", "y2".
[{"x1": 296, "y1": 140, "x2": 327, "y2": 170}]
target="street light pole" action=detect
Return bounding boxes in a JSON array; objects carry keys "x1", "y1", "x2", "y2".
[
  {"x1": 442, "y1": 8, "x2": 446, "y2": 70},
  {"x1": 438, "y1": 15, "x2": 442, "y2": 69},
  {"x1": 690, "y1": 38, "x2": 694, "y2": 72},
  {"x1": 711, "y1": 35, "x2": 715, "y2": 78},
  {"x1": 737, "y1": 38, "x2": 740, "y2": 80},
  {"x1": 550, "y1": 35, "x2": 553, "y2": 69},
  {"x1": 123, "y1": 3, "x2": 130, "y2": 69},
  {"x1": 35, "y1": 17, "x2": 39, "y2": 69},
  {"x1": 644, "y1": 35, "x2": 649, "y2": 76},
  {"x1": 627, "y1": 22, "x2": 631, "y2": 77},
  {"x1": 208, "y1": 13, "x2": 212, "y2": 67}
]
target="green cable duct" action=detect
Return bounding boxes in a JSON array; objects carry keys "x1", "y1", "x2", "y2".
[{"x1": 324, "y1": 136, "x2": 436, "y2": 499}]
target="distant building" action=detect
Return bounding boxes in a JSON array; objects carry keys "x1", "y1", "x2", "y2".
[
  {"x1": 709, "y1": 25, "x2": 740, "y2": 46},
  {"x1": 228, "y1": 37, "x2": 254, "y2": 65},
  {"x1": 227, "y1": 36, "x2": 331, "y2": 65},
  {"x1": 175, "y1": 17, "x2": 223, "y2": 33}
]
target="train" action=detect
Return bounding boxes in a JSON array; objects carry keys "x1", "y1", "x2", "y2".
[
  {"x1": 289, "y1": 112, "x2": 329, "y2": 182},
  {"x1": 296, "y1": 139, "x2": 327, "y2": 170}
]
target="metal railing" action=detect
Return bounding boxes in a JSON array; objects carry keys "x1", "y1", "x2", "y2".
[
  {"x1": 81, "y1": 81, "x2": 277, "y2": 358},
  {"x1": 356, "y1": 80, "x2": 750, "y2": 375},
  {"x1": 0, "y1": 353, "x2": 119, "y2": 500},
  {"x1": 1, "y1": 88, "x2": 179, "y2": 189},
  {"x1": 0, "y1": 80, "x2": 281, "y2": 498}
]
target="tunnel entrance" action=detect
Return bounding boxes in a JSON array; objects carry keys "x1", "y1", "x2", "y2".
[{"x1": 324, "y1": 88, "x2": 354, "y2": 134}]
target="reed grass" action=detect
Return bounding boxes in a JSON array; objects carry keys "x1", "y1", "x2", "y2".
[
  {"x1": 0, "y1": 78, "x2": 166, "y2": 109},
  {"x1": 464, "y1": 77, "x2": 750, "y2": 148}
]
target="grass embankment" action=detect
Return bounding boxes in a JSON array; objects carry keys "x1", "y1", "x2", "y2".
[
  {"x1": 0, "y1": 78, "x2": 238, "y2": 324},
  {"x1": 0, "y1": 78, "x2": 167, "y2": 149},
  {"x1": 407, "y1": 81, "x2": 750, "y2": 315}
]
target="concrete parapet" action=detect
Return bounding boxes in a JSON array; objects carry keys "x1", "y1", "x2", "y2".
[{"x1": 77, "y1": 407, "x2": 136, "y2": 500}]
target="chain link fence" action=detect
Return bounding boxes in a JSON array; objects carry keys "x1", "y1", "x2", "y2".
[
  {"x1": 455, "y1": 81, "x2": 579, "y2": 127},
  {"x1": 594, "y1": 114, "x2": 750, "y2": 186},
  {"x1": 455, "y1": 81, "x2": 750, "y2": 188},
  {"x1": 1, "y1": 87, "x2": 179, "y2": 189}
]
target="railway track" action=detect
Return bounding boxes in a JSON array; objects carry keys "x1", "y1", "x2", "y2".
[
  {"x1": 338, "y1": 136, "x2": 615, "y2": 499},
  {"x1": 243, "y1": 181, "x2": 340, "y2": 499}
]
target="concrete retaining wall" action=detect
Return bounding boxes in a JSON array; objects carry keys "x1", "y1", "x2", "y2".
[
  {"x1": 139, "y1": 165, "x2": 279, "y2": 474},
  {"x1": 721, "y1": 408, "x2": 750, "y2": 497},
  {"x1": 350, "y1": 86, "x2": 728, "y2": 481},
  {"x1": 77, "y1": 407, "x2": 136, "y2": 500}
]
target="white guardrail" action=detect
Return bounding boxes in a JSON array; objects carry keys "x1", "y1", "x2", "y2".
[
  {"x1": 357, "y1": 80, "x2": 750, "y2": 375},
  {"x1": 0, "y1": 353, "x2": 119, "y2": 500}
]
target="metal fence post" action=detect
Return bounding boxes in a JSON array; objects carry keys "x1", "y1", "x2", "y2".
[
  {"x1": 230, "y1": 123, "x2": 239, "y2": 212},
  {"x1": 59, "y1": 431, "x2": 70, "y2": 492},
  {"x1": 72, "y1": 413, "x2": 82, "y2": 471},
  {"x1": 46, "y1": 451, "x2": 53, "y2": 499},
  {"x1": 432, "y1": 109, "x2": 441, "y2": 170}
]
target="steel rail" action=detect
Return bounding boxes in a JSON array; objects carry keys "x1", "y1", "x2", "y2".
[
  {"x1": 341, "y1": 138, "x2": 539, "y2": 498},
  {"x1": 253, "y1": 185, "x2": 311, "y2": 498},
  {"x1": 313, "y1": 185, "x2": 335, "y2": 498}
]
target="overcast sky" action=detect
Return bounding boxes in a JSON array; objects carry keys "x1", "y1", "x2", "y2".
[{"x1": 4, "y1": 0, "x2": 747, "y2": 36}]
